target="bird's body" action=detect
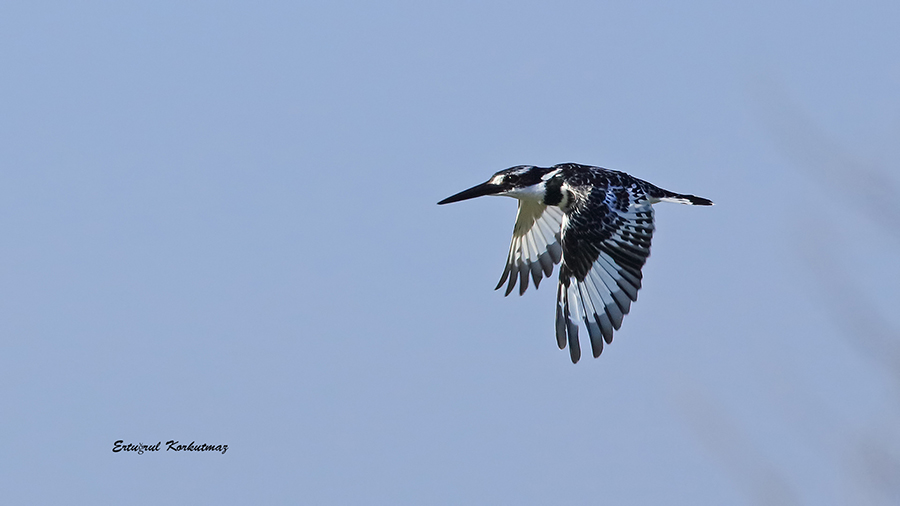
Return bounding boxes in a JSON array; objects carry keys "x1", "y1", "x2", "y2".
[{"x1": 438, "y1": 163, "x2": 712, "y2": 363}]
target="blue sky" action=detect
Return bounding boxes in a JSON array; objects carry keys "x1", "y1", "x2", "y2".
[{"x1": 2, "y1": 1, "x2": 899, "y2": 504}]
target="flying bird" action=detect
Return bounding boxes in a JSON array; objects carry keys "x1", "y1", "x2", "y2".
[{"x1": 438, "y1": 163, "x2": 712, "y2": 363}]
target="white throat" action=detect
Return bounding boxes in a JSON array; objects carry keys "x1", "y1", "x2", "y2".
[{"x1": 500, "y1": 183, "x2": 547, "y2": 202}]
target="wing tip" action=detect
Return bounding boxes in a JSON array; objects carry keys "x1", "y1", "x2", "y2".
[
  {"x1": 567, "y1": 320, "x2": 581, "y2": 364},
  {"x1": 555, "y1": 302, "x2": 567, "y2": 350}
]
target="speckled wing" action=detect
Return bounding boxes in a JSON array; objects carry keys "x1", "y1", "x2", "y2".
[
  {"x1": 495, "y1": 200, "x2": 565, "y2": 296},
  {"x1": 555, "y1": 184, "x2": 654, "y2": 363}
]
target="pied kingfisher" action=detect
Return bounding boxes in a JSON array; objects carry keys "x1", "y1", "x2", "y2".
[{"x1": 438, "y1": 163, "x2": 712, "y2": 363}]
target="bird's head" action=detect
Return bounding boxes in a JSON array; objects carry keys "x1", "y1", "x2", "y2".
[{"x1": 438, "y1": 165, "x2": 554, "y2": 204}]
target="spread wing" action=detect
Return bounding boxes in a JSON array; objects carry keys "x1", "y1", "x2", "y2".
[
  {"x1": 555, "y1": 184, "x2": 655, "y2": 363},
  {"x1": 495, "y1": 200, "x2": 565, "y2": 296}
]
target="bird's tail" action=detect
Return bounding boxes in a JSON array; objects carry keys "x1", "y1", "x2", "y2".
[
  {"x1": 659, "y1": 193, "x2": 713, "y2": 206},
  {"x1": 651, "y1": 187, "x2": 713, "y2": 206}
]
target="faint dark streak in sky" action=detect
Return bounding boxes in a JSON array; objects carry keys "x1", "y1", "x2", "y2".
[
  {"x1": 678, "y1": 77, "x2": 900, "y2": 505},
  {"x1": 797, "y1": 219, "x2": 900, "y2": 380},
  {"x1": 753, "y1": 78, "x2": 900, "y2": 241},
  {"x1": 676, "y1": 385, "x2": 800, "y2": 506},
  {"x1": 756, "y1": 79, "x2": 900, "y2": 504}
]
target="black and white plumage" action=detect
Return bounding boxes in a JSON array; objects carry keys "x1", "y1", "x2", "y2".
[{"x1": 438, "y1": 163, "x2": 712, "y2": 363}]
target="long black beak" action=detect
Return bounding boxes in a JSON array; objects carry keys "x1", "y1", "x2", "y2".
[{"x1": 437, "y1": 182, "x2": 503, "y2": 205}]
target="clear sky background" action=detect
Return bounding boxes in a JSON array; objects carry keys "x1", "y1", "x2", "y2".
[{"x1": 2, "y1": 1, "x2": 900, "y2": 504}]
